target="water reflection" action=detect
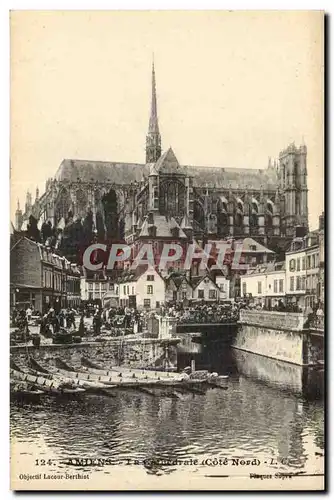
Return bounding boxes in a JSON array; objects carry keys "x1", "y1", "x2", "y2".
[{"x1": 11, "y1": 346, "x2": 324, "y2": 478}]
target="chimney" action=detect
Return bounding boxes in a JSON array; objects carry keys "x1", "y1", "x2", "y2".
[
  {"x1": 148, "y1": 212, "x2": 154, "y2": 225},
  {"x1": 148, "y1": 225, "x2": 157, "y2": 238},
  {"x1": 171, "y1": 227, "x2": 179, "y2": 238}
]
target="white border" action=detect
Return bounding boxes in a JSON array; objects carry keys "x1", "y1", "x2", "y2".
[{"x1": 1, "y1": 2, "x2": 331, "y2": 499}]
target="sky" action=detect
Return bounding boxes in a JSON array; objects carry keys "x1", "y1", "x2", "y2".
[{"x1": 10, "y1": 10, "x2": 324, "y2": 229}]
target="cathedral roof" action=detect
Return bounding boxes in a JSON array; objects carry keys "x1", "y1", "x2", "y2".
[
  {"x1": 55, "y1": 157, "x2": 278, "y2": 190},
  {"x1": 153, "y1": 147, "x2": 186, "y2": 175},
  {"x1": 55, "y1": 159, "x2": 150, "y2": 184},
  {"x1": 185, "y1": 165, "x2": 278, "y2": 190}
]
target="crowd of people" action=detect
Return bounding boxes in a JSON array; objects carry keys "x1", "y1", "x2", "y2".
[
  {"x1": 11, "y1": 296, "x2": 325, "y2": 342},
  {"x1": 162, "y1": 302, "x2": 241, "y2": 324}
]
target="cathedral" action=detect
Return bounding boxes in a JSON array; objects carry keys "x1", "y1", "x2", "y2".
[{"x1": 16, "y1": 62, "x2": 309, "y2": 255}]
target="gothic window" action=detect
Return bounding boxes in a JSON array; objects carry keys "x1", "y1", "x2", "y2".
[
  {"x1": 250, "y1": 201, "x2": 258, "y2": 233},
  {"x1": 294, "y1": 162, "x2": 299, "y2": 187},
  {"x1": 76, "y1": 188, "x2": 88, "y2": 218},
  {"x1": 55, "y1": 188, "x2": 71, "y2": 223},
  {"x1": 265, "y1": 213, "x2": 273, "y2": 229},
  {"x1": 234, "y1": 199, "x2": 244, "y2": 235},
  {"x1": 159, "y1": 180, "x2": 185, "y2": 217},
  {"x1": 252, "y1": 201, "x2": 258, "y2": 213},
  {"x1": 96, "y1": 211, "x2": 105, "y2": 241},
  {"x1": 208, "y1": 214, "x2": 217, "y2": 233},
  {"x1": 217, "y1": 198, "x2": 229, "y2": 236},
  {"x1": 295, "y1": 193, "x2": 300, "y2": 215},
  {"x1": 119, "y1": 219, "x2": 125, "y2": 240},
  {"x1": 193, "y1": 200, "x2": 205, "y2": 230},
  {"x1": 217, "y1": 199, "x2": 228, "y2": 213},
  {"x1": 265, "y1": 201, "x2": 274, "y2": 233},
  {"x1": 235, "y1": 213, "x2": 243, "y2": 227},
  {"x1": 102, "y1": 189, "x2": 119, "y2": 240},
  {"x1": 267, "y1": 201, "x2": 274, "y2": 214},
  {"x1": 237, "y1": 201, "x2": 244, "y2": 213},
  {"x1": 153, "y1": 187, "x2": 159, "y2": 210},
  {"x1": 250, "y1": 213, "x2": 258, "y2": 228}
]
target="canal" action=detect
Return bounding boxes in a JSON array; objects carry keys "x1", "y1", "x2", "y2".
[{"x1": 10, "y1": 340, "x2": 324, "y2": 487}]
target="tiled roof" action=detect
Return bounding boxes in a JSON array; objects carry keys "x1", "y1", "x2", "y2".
[
  {"x1": 165, "y1": 273, "x2": 191, "y2": 289},
  {"x1": 54, "y1": 155, "x2": 278, "y2": 190},
  {"x1": 186, "y1": 165, "x2": 278, "y2": 190},
  {"x1": 138, "y1": 214, "x2": 188, "y2": 239},
  {"x1": 245, "y1": 260, "x2": 285, "y2": 275},
  {"x1": 116, "y1": 266, "x2": 165, "y2": 284},
  {"x1": 207, "y1": 237, "x2": 274, "y2": 254},
  {"x1": 234, "y1": 237, "x2": 275, "y2": 254},
  {"x1": 190, "y1": 274, "x2": 218, "y2": 290}
]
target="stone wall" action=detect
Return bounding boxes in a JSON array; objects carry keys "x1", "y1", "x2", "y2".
[
  {"x1": 233, "y1": 323, "x2": 305, "y2": 365},
  {"x1": 307, "y1": 333, "x2": 324, "y2": 366},
  {"x1": 235, "y1": 310, "x2": 310, "y2": 365},
  {"x1": 233, "y1": 349, "x2": 305, "y2": 393},
  {"x1": 10, "y1": 338, "x2": 179, "y2": 370}
]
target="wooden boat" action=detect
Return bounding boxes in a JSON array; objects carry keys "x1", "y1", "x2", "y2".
[
  {"x1": 27, "y1": 358, "x2": 117, "y2": 395},
  {"x1": 33, "y1": 361, "x2": 209, "y2": 390},
  {"x1": 80, "y1": 357, "x2": 228, "y2": 387},
  {"x1": 10, "y1": 380, "x2": 45, "y2": 399},
  {"x1": 10, "y1": 369, "x2": 86, "y2": 396},
  {"x1": 80, "y1": 357, "x2": 183, "y2": 380},
  {"x1": 23, "y1": 357, "x2": 227, "y2": 395}
]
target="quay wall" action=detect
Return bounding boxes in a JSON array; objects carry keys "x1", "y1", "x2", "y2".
[
  {"x1": 233, "y1": 349, "x2": 305, "y2": 393},
  {"x1": 234, "y1": 310, "x2": 323, "y2": 366},
  {"x1": 10, "y1": 337, "x2": 179, "y2": 370}
]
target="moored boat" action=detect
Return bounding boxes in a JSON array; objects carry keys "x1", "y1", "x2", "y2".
[
  {"x1": 10, "y1": 369, "x2": 86, "y2": 396},
  {"x1": 10, "y1": 380, "x2": 45, "y2": 399}
]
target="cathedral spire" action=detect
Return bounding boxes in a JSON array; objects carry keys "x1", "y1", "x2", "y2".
[
  {"x1": 146, "y1": 59, "x2": 162, "y2": 163},
  {"x1": 15, "y1": 198, "x2": 23, "y2": 231},
  {"x1": 149, "y1": 59, "x2": 159, "y2": 134}
]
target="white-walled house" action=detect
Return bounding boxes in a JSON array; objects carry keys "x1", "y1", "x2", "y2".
[
  {"x1": 240, "y1": 261, "x2": 286, "y2": 308},
  {"x1": 191, "y1": 275, "x2": 221, "y2": 302},
  {"x1": 117, "y1": 267, "x2": 165, "y2": 310},
  {"x1": 285, "y1": 237, "x2": 307, "y2": 309},
  {"x1": 80, "y1": 276, "x2": 111, "y2": 301},
  {"x1": 215, "y1": 276, "x2": 230, "y2": 301},
  {"x1": 285, "y1": 231, "x2": 322, "y2": 310}
]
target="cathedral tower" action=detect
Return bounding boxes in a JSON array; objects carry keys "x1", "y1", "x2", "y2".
[
  {"x1": 146, "y1": 61, "x2": 162, "y2": 163},
  {"x1": 15, "y1": 199, "x2": 23, "y2": 231},
  {"x1": 279, "y1": 143, "x2": 308, "y2": 236}
]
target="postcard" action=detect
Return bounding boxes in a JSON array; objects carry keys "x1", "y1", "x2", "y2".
[{"x1": 10, "y1": 10, "x2": 324, "y2": 491}]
